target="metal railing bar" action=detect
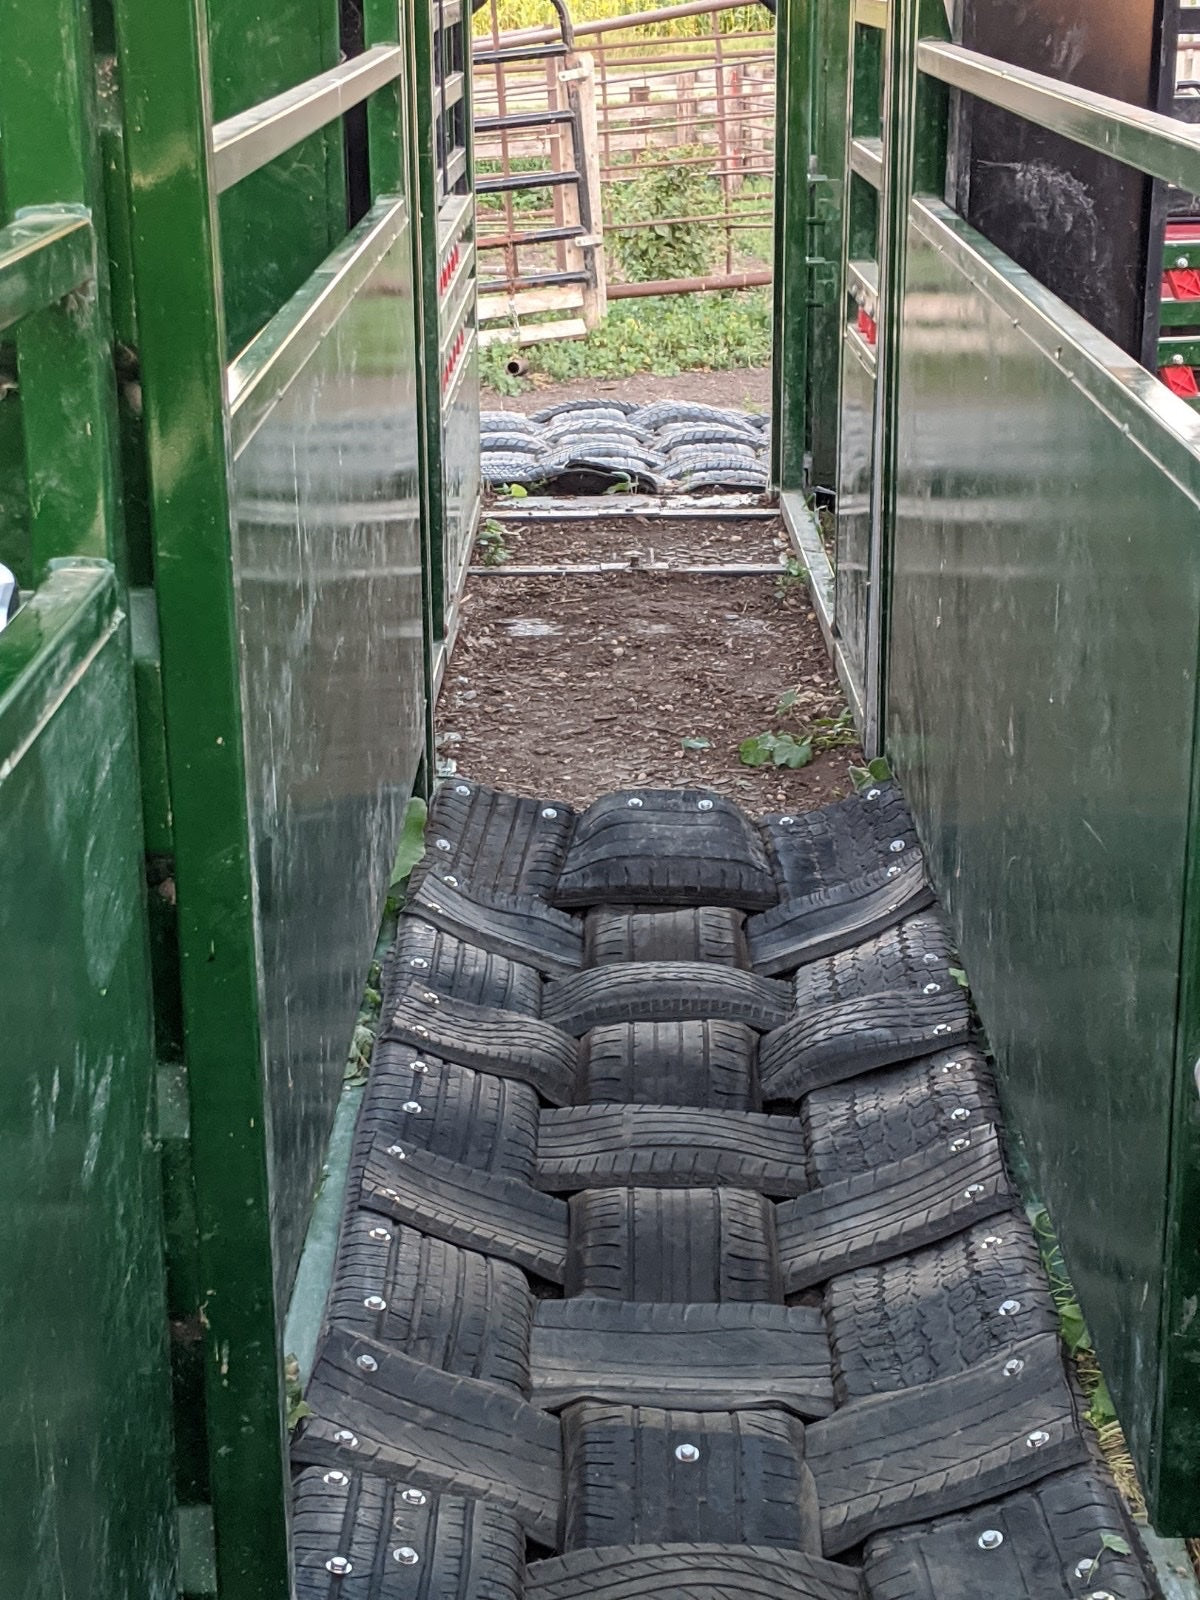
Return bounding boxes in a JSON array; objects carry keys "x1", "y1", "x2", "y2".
[
  {"x1": 0, "y1": 210, "x2": 94, "y2": 335},
  {"x1": 917, "y1": 40, "x2": 1200, "y2": 196},
  {"x1": 435, "y1": 72, "x2": 466, "y2": 115},
  {"x1": 227, "y1": 196, "x2": 408, "y2": 455},
  {"x1": 854, "y1": 0, "x2": 888, "y2": 29},
  {"x1": 850, "y1": 135, "x2": 884, "y2": 188},
  {"x1": 476, "y1": 167, "x2": 579, "y2": 193},
  {"x1": 476, "y1": 108, "x2": 575, "y2": 131},
  {"x1": 212, "y1": 45, "x2": 404, "y2": 194}
]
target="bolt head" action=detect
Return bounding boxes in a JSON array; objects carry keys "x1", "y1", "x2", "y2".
[
  {"x1": 410, "y1": 956, "x2": 429, "y2": 969},
  {"x1": 942, "y1": 1059, "x2": 965, "y2": 1072},
  {"x1": 923, "y1": 951, "x2": 939, "y2": 964},
  {"x1": 674, "y1": 1442, "x2": 700, "y2": 1463},
  {"x1": 411, "y1": 1060, "x2": 427, "y2": 1072},
  {"x1": 933, "y1": 1022, "x2": 953, "y2": 1035},
  {"x1": 998, "y1": 1298, "x2": 1022, "y2": 1316},
  {"x1": 698, "y1": 798, "x2": 714, "y2": 811},
  {"x1": 924, "y1": 981, "x2": 942, "y2": 994},
  {"x1": 980, "y1": 1235, "x2": 1004, "y2": 1248},
  {"x1": 1088, "y1": 1593, "x2": 1116, "y2": 1600},
  {"x1": 454, "y1": 784, "x2": 471, "y2": 794},
  {"x1": 627, "y1": 796, "x2": 644, "y2": 807},
  {"x1": 413, "y1": 1025, "x2": 429, "y2": 1039},
  {"x1": 964, "y1": 1183, "x2": 985, "y2": 1199},
  {"x1": 950, "y1": 1136, "x2": 971, "y2": 1153},
  {"x1": 889, "y1": 838, "x2": 906, "y2": 852},
  {"x1": 1003, "y1": 1358, "x2": 1025, "y2": 1377},
  {"x1": 866, "y1": 787, "x2": 881, "y2": 798},
  {"x1": 443, "y1": 875, "x2": 459, "y2": 887},
  {"x1": 326, "y1": 1555, "x2": 354, "y2": 1575},
  {"x1": 323, "y1": 1470, "x2": 350, "y2": 1487},
  {"x1": 400, "y1": 1488, "x2": 427, "y2": 1507},
  {"x1": 364, "y1": 1295, "x2": 387, "y2": 1312},
  {"x1": 976, "y1": 1529, "x2": 1004, "y2": 1550},
  {"x1": 392, "y1": 1546, "x2": 420, "y2": 1566},
  {"x1": 950, "y1": 1107, "x2": 970, "y2": 1121},
  {"x1": 1025, "y1": 1429, "x2": 1050, "y2": 1448},
  {"x1": 886, "y1": 864, "x2": 903, "y2": 878},
  {"x1": 1174, "y1": 353, "x2": 1186, "y2": 365},
  {"x1": 402, "y1": 1100, "x2": 422, "y2": 1114},
  {"x1": 368, "y1": 1226, "x2": 391, "y2": 1242},
  {"x1": 387, "y1": 1145, "x2": 406, "y2": 1159},
  {"x1": 356, "y1": 1353, "x2": 379, "y2": 1372},
  {"x1": 332, "y1": 1429, "x2": 359, "y2": 1447},
  {"x1": 435, "y1": 838, "x2": 452, "y2": 851},
  {"x1": 1177, "y1": 255, "x2": 1190, "y2": 267},
  {"x1": 779, "y1": 814, "x2": 795, "y2": 825}
]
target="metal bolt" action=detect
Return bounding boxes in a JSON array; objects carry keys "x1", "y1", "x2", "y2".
[
  {"x1": 1174, "y1": 353, "x2": 1186, "y2": 366},
  {"x1": 923, "y1": 951, "x2": 939, "y2": 965},
  {"x1": 400, "y1": 1488, "x2": 427, "y2": 1507},
  {"x1": 1004, "y1": 1358, "x2": 1025, "y2": 1377},
  {"x1": 979, "y1": 1235, "x2": 1004, "y2": 1248},
  {"x1": 422, "y1": 991, "x2": 439, "y2": 1005},
  {"x1": 627, "y1": 797, "x2": 644, "y2": 807},
  {"x1": 976, "y1": 1529, "x2": 1004, "y2": 1550},
  {"x1": 924, "y1": 981, "x2": 941, "y2": 994},
  {"x1": 950, "y1": 1136, "x2": 971, "y2": 1153},
  {"x1": 383, "y1": 1188, "x2": 398, "y2": 1199},
  {"x1": 697, "y1": 798, "x2": 714, "y2": 811},
  {"x1": 779, "y1": 815, "x2": 795, "y2": 825},
  {"x1": 1025, "y1": 1429, "x2": 1050, "y2": 1448},
  {"x1": 402, "y1": 1100, "x2": 422, "y2": 1114},
  {"x1": 1177, "y1": 255, "x2": 1190, "y2": 267},
  {"x1": 364, "y1": 1295, "x2": 387, "y2": 1312},
  {"x1": 866, "y1": 787, "x2": 881, "y2": 798},
  {"x1": 889, "y1": 839, "x2": 906, "y2": 852},
  {"x1": 410, "y1": 1059, "x2": 427, "y2": 1073},
  {"x1": 435, "y1": 838, "x2": 452, "y2": 851},
  {"x1": 323, "y1": 1470, "x2": 349, "y2": 1487},
  {"x1": 443, "y1": 875, "x2": 459, "y2": 887},
  {"x1": 326, "y1": 1556, "x2": 354, "y2": 1576},
  {"x1": 410, "y1": 957, "x2": 429, "y2": 969},
  {"x1": 392, "y1": 1547, "x2": 420, "y2": 1566},
  {"x1": 675, "y1": 1442, "x2": 700, "y2": 1463},
  {"x1": 454, "y1": 784, "x2": 471, "y2": 794},
  {"x1": 542, "y1": 807, "x2": 557, "y2": 818},
  {"x1": 387, "y1": 1145, "x2": 406, "y2": 1159},
  {"x1": 964, "y1": 1183, "x2": 985, "y2": 1198},
  {"x1": 887, "y1": 864, "x2": 903, "y2": 878},
  {"x1": 933, "y1": 1023, "x2": 953, "y2": 1035},
  {"x1": 332, "y1": 1430, "x2": 359, "y2": 1447},
  {"x1": 942, "y1": 1059, "x2": 965, "y2": 1071},
  {"x1": 1087, "y1": 1592, "x2": 1116, "y2": 1600},
  {"x1": 368, "y1": 1226, "x2": 391, "y2": 1241},
  {"x1": 357, "y1": 1353, "x2": 379, "y2": 1372},
  {"x1": 950, "y1": 1107, "x2": 971, "y2": 1121},
  {"x1": 998, "y1": 1298, "x2": 1022, "y2": 1317},
  {"x1": 413, "y1": 1026, "x2": 429, "y2": 1039},
  {"x1": 1074, "y1": 1562, "x2": 1094, "y2": 1580}
]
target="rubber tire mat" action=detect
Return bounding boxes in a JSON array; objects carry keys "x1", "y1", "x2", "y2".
[
  {"x1": 526, "y1": 1543, "x2": 862, "y2": 1600},
  {"x1": 747, "y1": 858, "x2": 934, "y2": 977},
  {"x1": 566, "y1": 1187, "x2": 781, "y2": 1302},
  {"x1": 583, "y1": 906, "x2": 749, "y2": 968},
  {"x1": 404, "y1": 876, "x2": 584, "y2": 976},
  {"x1": 361, "y1": 1137, "x2": 569, "y2": 1283},
  {"x1": 561, "y1": 1404, "x2": 821, "y2": 1552},
  {"x1": 553, "y1": 790, "x2": 779, "y2": 911},
  {"x1": 530, "y1": 1300, "x2": 833, "y2": 1417},
  {"x1": 327, "y1": 1213, "x2": 533, "y2": 1391},
  {"x1": 776, "y1": 1126, "x2": 1013, "y2": 1290},
  {"x1": 824, "y1": 1218, "x2": 1059, "y2": 1402},
  {"x1": 542, "y1": 963, "x2": 791, "y2": 1036},
  {"x1": 862, "y1": 1465, "x2": 1157, "y2": 1599},
  {"x1": 537, "y1": 1106, "x2": 809, "y2": 1195},
  {"x1": 296, "y1": 1330, "x2": 563, "y2": 1544},
  {"x1": 806, "y1": 1334, "x2": 1089, "y2": 1554},
  {"x1": 579, "y1": 1021, "x2": 758, "y2": 1110},
  {"x1": 790, "y1": 914, "x2": 956, "y2": 1010},
  {"x1": 391, "y1": 918, "x2": 544, "y2": 1014},
  {"x1": 420, "y1": 781, "x2": 574, "y2": 901},
  {"x1": 292, "y1": 1467, "x2": 525, "y2": 1598}
]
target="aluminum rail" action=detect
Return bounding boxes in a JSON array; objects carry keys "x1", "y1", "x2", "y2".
[
  {"x1": 0, "y1": 210, "x2": 93, "y2": 334},
  {"x1": 211, "y1": 45, "x2": 404, "y2": 193},
  {"x1": 917, "y1": 40, "x2": 1200, "y2": 196},
  {"x1": 854, "y1": 0, "x2": 888, "y2": 30},
  {"x1": 850, "y1": 136, "x2": 884, "y2": 189}
]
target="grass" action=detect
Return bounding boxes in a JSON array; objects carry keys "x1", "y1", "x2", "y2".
[{"x1": 480, "y1": 287, "x2": 770, "y2": 392}]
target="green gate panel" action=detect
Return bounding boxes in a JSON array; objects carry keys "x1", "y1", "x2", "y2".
[
  {"x1": 0, "y1": 561, "x2": 176, "y2": 1600},
  {"x1": 834, "y1": 327, "x2": 874, "y2": 701},
  {"x1": 228, "y1": 203, "x2": 425, "y2": 1298},
  {"x1": 887, "y1": 197, "x2": 1200, "y2": 1526}
]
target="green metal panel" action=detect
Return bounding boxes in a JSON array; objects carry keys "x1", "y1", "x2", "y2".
[
  {"x1": 0, "y1": 560, "x2": 177, "y2": 1600},
  {"x1": 888, "y1": 196, "x2": 1200, "y2": 1531},
  {"x1": 807, "y1": 0, "x2": 850, "y2": 491},
  {"x1": 833, "y1": 327, "x2": 873, "y2": 702},
  {"x1": 770, "y1": 0, "x2": 811, "y2": 491}
]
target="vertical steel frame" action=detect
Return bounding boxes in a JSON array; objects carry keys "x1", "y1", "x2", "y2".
[{"x1": 770, "y1": 0, "x2": 811, "y2": 491}]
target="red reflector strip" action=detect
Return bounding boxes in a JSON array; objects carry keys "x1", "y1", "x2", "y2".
[
  {"x1": 1165, "y1": 267, "x2": 1200, "y2": 301},
  {"x1": 856, "y1": 306, "x2": 877, "y2": 346},
  {"x1": 1160, "y1": 364, "x2": 1200, "y2": 398}
]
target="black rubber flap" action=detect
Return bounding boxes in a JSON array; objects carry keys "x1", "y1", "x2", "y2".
[
  {"x1": 531, "y1": 1299, "x2": 834, "y2": 1418},
  {"x1": 327, "y1": 1213, "x2": 533, "y2": 1391},
  {"x1": 759, "y1": 782, "x2": 920, "y2": 905},
  {"x1": 390, "y1": 917, "x2": 544, "y2": 1014},
  {"x1": 759, "y1": 989, "x2": 972, "y2": 1102},
  {"x1": 807, "y1": 1334, "x2": 1089, "y2": 1555},
  {"x1": 776, "y1": 1125, "x2": 1013, "y2": 1291},
  {"x1": 360, "y1": 1136, "x2": 568, "y2": 1283},
  {"x1": 748, "y1": 858, "x2": 934, "y2": 977},
  {"x1": 527, "y1": 1543, "x2": 861, "y2": 1600},
  {"x1": 382, "y1": 980, "x2": 578, "y2": 1105},
  {"x1": 537, "y1": 1105, "x2": 808, "y2": 1195},
  {"x1": 292, "y1": 1468, "x2": 525, "y2": 1598},
  {"x1": 862, "y1": 1465, "x2": 1159, "y2": 1599},
  {"x1": 355, "y1": 1046, "x2": 539, "y2": 1184},
  {"x1": 584, "y1": 905, "x2": 750, "y2": 968},
  {"x1": 579, "y1": 1020, "x2": 759, "y2": 1110},
  {"x1": 296, "y1": 1330, "x2": 563, "y2": 1545},
  {"x1": 553, "y1": 789, "x2": 780, "y2": 910},
  {"x1": 567, "y1": 1186, "x2": 781, "y2": 1302},
  {"x1": 824, "y1": 1218, "x2": 1059, "y2": 1403},
  {"x1": 542, "y1": 962, "x2": 791, "y2": 1036},
  {"x1": 803, "y1": 1046, "x2": 998, "y2": 1184},
  {"x1": 418, "y1": 781, "x2": 575, "y2": 900},
  {"x1": 790, "y1": 914, "x2": 957, "y2": 1009},
  {"x1": 562, "y1": 1404, "x2": 821, "y2": 1552},
  {"x1": 404, "y1": 874, "x2": 584, "y2": 976}
]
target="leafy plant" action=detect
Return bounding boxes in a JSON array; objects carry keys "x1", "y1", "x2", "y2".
[
  {"x1": 605, "y1": 149, "x2": 722, "y2": 282},
  {"x1": 739, "y1": 731, "x2": 814, "y2": 770},
  {"x1": 849, "y1": 755, "x2": 892, "y2": 789},
  {"x1": 497, "y1": 481, "x2": 530, "y2": 498},
  {"x1": 1076, "y1": 1531, "x2": 1133, "y2": 1584},
  {"x1": 284, "y1": 1354, "x2": 310, "y2": 1432},
  {"x1": 605, "y1": 471, "x2": 636, "y2": 495},
  {"x1": 775, "y1": 556, "x2": 808, "y2": 598},
  {"x1": 477, "y1": 517, "x2": 515, "y2": 566}
]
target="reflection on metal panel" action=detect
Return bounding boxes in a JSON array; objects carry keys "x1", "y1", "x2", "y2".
[
  {"x1": 834, "y1": 331, "x2": 875, "y2": 702},
  {"x1": 230, "y1": 231, "x2": 425, "y2": 1298},
  {"x1": 443, "y1": 337, "x2": 482, "y2": 611},
  {"x1": 889, "y1": 209, "x2": 1200, "y2": 1512}
]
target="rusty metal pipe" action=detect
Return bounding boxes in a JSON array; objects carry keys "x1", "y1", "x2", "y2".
[{"x1": 606, "y1": 268, "x2": 771, "y2": 296}]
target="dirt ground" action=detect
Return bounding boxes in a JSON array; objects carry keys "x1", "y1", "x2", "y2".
[
  {"x1": 482, "y1": 366, "x2": 772, "y2": 417},
  {"x1": 437, "y1": 513, "x2": 861, "y2": 812},
  {"x1": 483, "y1": 511, "x2": 784, "y2": 567}
]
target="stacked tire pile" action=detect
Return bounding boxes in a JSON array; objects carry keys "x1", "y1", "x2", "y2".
[
  {"x1": 481, "y1": 398, "x2": 770, "y2": 494},
  {"x1": 289, "y1": 779, "x2": 1159, "y2": 1599}
]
